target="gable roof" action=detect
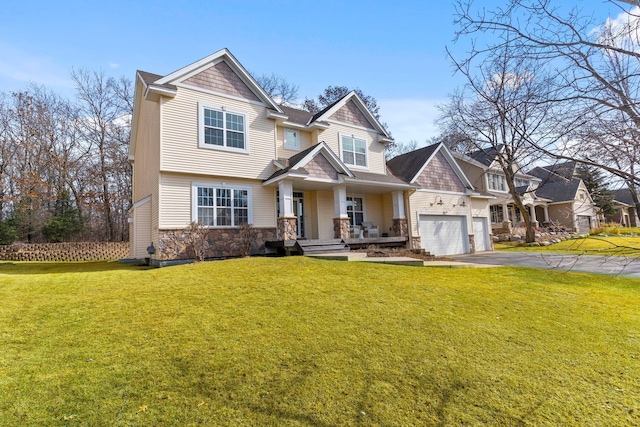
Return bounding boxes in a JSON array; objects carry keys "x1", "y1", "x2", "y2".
[
  {"x1": 387, "y1": 143, "x2": 440, "y2": 183},
  {"x1": 263, "y1": 142, "x2": 355, "y2": 185},
  {"x1": 613, "y1": 188, "x2": 637, "y2": 206},
  {"x1": 279, "y1": 105, "x2": 314, "y2": 126},
  {"x1": 387, "y1": 142, "x2": 474, "y2": 189},
  {"x1": 529, "y1": 162, "x2": 577, "y2": 183},
  {"x1": 466, "y1": 145, "x2": 503, "y2": 167},
  {"x1": 534, "y1": 178, "x2": 582, "y2": 202},
  {"x1": 308, "y1": 91, "x2": 392, "y2": 140},
  {"x1": 150, "y1": 48, "x2": 283, "y2": 112}
]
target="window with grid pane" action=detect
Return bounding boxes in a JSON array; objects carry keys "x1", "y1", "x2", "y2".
[
  {"x1": 200, "y1": 104, "x2": 246, "y2": 150},
  {"x1": 341, "y1": 135, "x2": 367, "y2": 167},
  {"x1": 196, "y1": 186, "x2": 249, "y2": 226}
]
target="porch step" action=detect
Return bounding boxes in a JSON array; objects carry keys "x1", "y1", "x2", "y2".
[{"x1": 296, "y1": 239, "x2": 350, "y2": 255}]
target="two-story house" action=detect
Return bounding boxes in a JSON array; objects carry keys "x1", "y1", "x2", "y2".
[
  {"x1": 387, "y1": 142, "x2": 494, "y2": 256},
  {"x1": 528, "y1": 161, "x2": 599, "y2": 232},
  {"x1": 452, "y1": 146, "x2": 549, "y2": 234},
  {"x1": 129, "y1": 49, "x2": 416, "y2": 265}
]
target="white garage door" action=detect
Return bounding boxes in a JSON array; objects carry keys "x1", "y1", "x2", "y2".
[
  {"x1": 577, "y1": 216, "x2": 591, "y2": 233},
  {"x1": 473, "y1": 217, "x2": 491, "y2": 252},
  {"x1": 419, "y1": 215, "x2": 469, "y2": 256}
]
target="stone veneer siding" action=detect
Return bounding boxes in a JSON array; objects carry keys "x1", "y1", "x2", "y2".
[
  {"x1": 0, "y1": 242, "x2": 129, "y2": 261},
  {"x1": 392, "y1": 218, "x2": 408, "y2": 237},
  {"x1": 333, "y1": 218, "x2": 350, "y2": 239},
  {"x1": 277, "y1": 217, "x2": 297, "y2": 240},
  {"x1": 157, "y1": 227, "x2": 276, "y2": 261},
  {"x1": 468, "y1": 234, "x2": 476, "y2": 254},
  {"x1": 410, "y1": 236, "x2": 421, "y2": 250}
]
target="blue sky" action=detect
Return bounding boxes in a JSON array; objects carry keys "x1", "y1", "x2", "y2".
[{"x1": 0, "y1": 0, "x2": 626, "y2": 145}]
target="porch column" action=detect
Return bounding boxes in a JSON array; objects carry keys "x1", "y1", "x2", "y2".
[
  {"x1": 277, "y1": 180, "x2": 297, "y2": 240},
  {"x1": 543, "y1": 205, "x2": 549, "y2": 223},
  {"x1": 392, "y1": 191, "x2": 408, "y2": 237},
  {"x1": 332, "y1": 185, "x2": 349, "y2": 239},
  {"x1": 501, "y1": 203, "x2": 511, "y2": 233},
  {"x1": 529, "y1": 204, "x2": 538, "y2": 228}
]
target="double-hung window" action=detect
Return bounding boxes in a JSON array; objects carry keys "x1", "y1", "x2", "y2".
[
  {"x1": 195, "y1": 185, "x2": 250, "y2": 227},
  {"x1": 341, "y1": 135, "x2": 367, "y2": 168},
  {"x1": 488, "y1": 173, "x2": 506, "y2": 191},
  {"x1": 199, "y1": 103, "x2": 246, "y2": 151}
]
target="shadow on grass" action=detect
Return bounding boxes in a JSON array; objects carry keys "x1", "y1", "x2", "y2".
[{"x1": 0, "y1": 261, "x2": 152, "y2": 275}]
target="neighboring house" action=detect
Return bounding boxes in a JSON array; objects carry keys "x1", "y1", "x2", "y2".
[
  {"x1": 452, "y1": 146, "x2": 549, "y2": 234},
  {"x1": 387, "y1": 143, "x2": 494, "y2": 256},
  {"x1": 607, "y1": 189, "x2": 639, "y2": 227},
  {"x1": 528, "y1": 162, "x2": 599, "y2": 233},
  {"x1": 130, "y1": 48, "x2": 419, "y2": 264}
]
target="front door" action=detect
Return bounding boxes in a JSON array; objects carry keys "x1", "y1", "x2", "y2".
[{"x1": 293, "y1": 192, "x2": 305, "y2": 238}]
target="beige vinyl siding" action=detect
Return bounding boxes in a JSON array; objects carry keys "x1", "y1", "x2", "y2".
[
  {"x1": 160, "y1": 87, "x2": 277, "y2": 180},
  {"x1": 276, "y1": 126, "x2": 313, "y2": 159},
  {"x1": 158, "y1": 172, "x2": 275, "y2": 229},
  {"x1": 470, "y1": 198, "x2": 491, "y2": 236},
  {"x1": 133, "y1": 200, "x2": 152, "y2": 258},
  {"x1": 317, "y1": 123, "x2": 386, "y2": 175},
  {"x1": 364, "y1": 194, "x2": 384, "y2": 230},
  {"x1": 381, "y1": 193, "x2": 394, "y2": 236},
  {"x1": 457, "y1": 161, "x2": 486, "y2": 192},
  {"x1": 306, "y1": 191, "x2": 319, "y2": 239},
  {"x1": 407, "y1": 190, "x2": 473, "y2": 236},
  {"x1": 547, "y1": 203, "x2": 574, "y2": 228},
  {"x1": 316, "y1": 191, "x2": 335, "y2": 240},
  {"x1": 132, "y1": 85, "x2": 161, "y2": 258},
  {"x1": 470, "y1": 198, "x2": 490, "y2": 219}
]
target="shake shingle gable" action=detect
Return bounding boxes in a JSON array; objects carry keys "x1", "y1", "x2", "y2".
[{"x1": 386, "y1": 143, "x2": 440, "y2": 183}]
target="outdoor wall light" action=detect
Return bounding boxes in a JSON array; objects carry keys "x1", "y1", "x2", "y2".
[
  {"x1": 453, "y1": 197, "x2": 467, "y2": 207},
  {"x1": 147, "y1": 242, "x2": 156, "y2": 255},
  {"x1": 430, "y1": 196, "x2": 444, "y2": 206}
]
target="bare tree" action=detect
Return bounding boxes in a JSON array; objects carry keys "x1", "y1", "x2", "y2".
[
  {"x1": 452, "y1": 0, "x2": 640, "y2": 219},
  {"x1": 72, "y1": 69, "x2": 132, "y2": 241},
  {"x1": 252, "y1": 73, "x2": 299, "y2": 106},
  {"x1": 385, "y1": 140, "x2": 419, "y2": 160},
  {"x1": 441, "y1": 41, "x2": 574, "y2": 242}
]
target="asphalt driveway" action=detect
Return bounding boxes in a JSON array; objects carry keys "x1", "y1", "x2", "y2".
[{"x1": 452, "y1": 252, "x2": 640, "y2": 279}]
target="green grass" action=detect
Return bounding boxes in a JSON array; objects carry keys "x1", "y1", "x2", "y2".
[
  {"x1": 1, "y1": 258, "x2": 639, "y2": 426},
  {"x1": 496, "y1": 235, "x2": 640, "y2": 256}
]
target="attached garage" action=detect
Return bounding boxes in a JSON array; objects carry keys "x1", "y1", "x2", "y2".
[
  {"x1": 472, "y1": 217, "x2": 491, "y2": 252},
  {"x1": 576, "y1": 215, "x2": 592, "y2": 233},
  {"x1": 418, "y1": 215, "x2": 469, "y2": 256}
]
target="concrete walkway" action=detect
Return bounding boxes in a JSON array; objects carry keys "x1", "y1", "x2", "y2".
[
  {"x1": 453, "y1": 252, "x2": 640, "y2": 278},
  {"x1": 306, "y1": 252, "x2": 497, "y2": 268}
]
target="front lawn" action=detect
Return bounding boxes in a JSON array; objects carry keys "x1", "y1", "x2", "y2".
[
  {"x1": 496, "y1": 235, "x2": 640, "y2": 257},
  {"x1": 1, "y1": 258, "x2": 639, "y2": 426}
]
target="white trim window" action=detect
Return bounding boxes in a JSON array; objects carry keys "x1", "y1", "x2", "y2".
[
  {"x1": 347, "y1": 195, "x2": 365, "y2": 226},
  {"x1": 284, "y1": 129, "x2": 300, "y2": 151},
  {"x1": 488, "y1": 173, "x2": 506, "y2": 191},
  {"x1": 490, "y1": 205, "x2": 504, "y2": 223},
  {"x1": 199, "y1": 103, "x2": 247, "y2": 152},
  {"x1": 515, "y1": 178, "x2": 530, "y2": 188},
  {"x1": 340, "y1": 135, "x2": 367, "y2": 168},
  {"x1": 193, "y1": 184, "x2": 251, "y2": 227}
]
